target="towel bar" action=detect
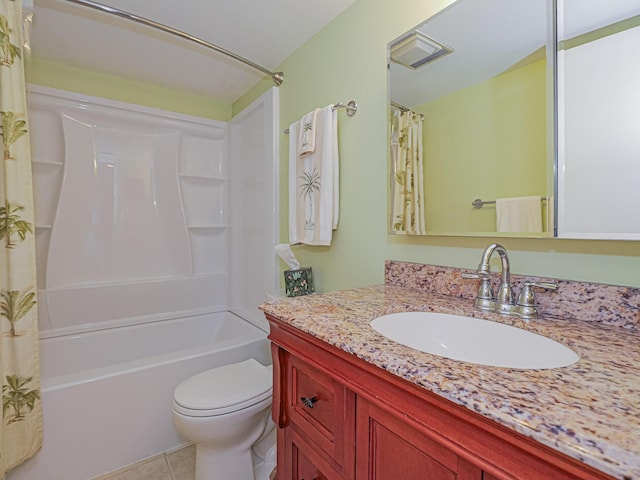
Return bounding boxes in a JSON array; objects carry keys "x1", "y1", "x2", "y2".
[{"x1": 284, "y1": 100, "x2": 358, "y2": 134}]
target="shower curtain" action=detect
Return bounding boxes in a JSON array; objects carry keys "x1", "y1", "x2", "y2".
[
  {"x1": 0, "y1": 0, "x2": 43, "y2": 475},
  {"x1": 390, "y1": 109, "x2": 426, "y2": 235}
]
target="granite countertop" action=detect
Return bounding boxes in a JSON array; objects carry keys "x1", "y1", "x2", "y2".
[{"x1": 261, "y1": 285, "x2": 640, "y2": 480}]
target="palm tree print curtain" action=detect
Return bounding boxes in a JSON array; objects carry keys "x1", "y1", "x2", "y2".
[
  {"x1": 0, "y1": 0, "x2": 42, "y2": 475},
  {"x1": 390, "y1": 109, "x2": 426, "y2": 235}
]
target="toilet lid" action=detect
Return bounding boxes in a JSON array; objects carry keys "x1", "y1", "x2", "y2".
[{"x1": 173, "y1": 359, "x2": 272, "y2": 416}]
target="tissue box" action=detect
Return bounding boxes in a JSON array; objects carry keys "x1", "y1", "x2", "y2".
[{"x1": 284, "y1": 268, "x2": 314, "y2": 297}]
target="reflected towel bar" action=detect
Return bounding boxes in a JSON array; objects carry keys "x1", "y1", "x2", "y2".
[
  {"x1": 472, "y1": 198, "x2": 547, "y2": 209},
  {"x1": 284, "y1": 100, "x2": 358, "y2": 134}
]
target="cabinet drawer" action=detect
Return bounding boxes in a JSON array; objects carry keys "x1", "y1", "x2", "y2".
[
  {"x1": 287, "y1": 354, "x2": 354, "y2": 474},
  {"x1": 285, "y1": 428, "x2": 344, "y2": 480}
]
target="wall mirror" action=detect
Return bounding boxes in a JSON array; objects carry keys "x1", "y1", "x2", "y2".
[
  {"x1": 388, "y1": 0, "x2": 553, "y2": 238},
  {"x1": 388, "y1": 0, "x2": 640, "y2": 240}
]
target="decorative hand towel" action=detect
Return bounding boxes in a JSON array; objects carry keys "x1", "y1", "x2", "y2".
[
  {"x1": 298, "y1": 109, "x2": 318, "y2": 156},
  {"x1": 289, "y1": 105, "x2": 339, "y2": 245},
  {"x1": 496, "y1": 195, "x2": 542, "y2": 232}
]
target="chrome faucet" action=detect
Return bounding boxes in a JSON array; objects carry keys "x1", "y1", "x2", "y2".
[
  {"x1": 462, "y1": 243, "x2": 514, "y2": 314},
  {"x1": 462, "y1": 243, "x2": 558, "y2": 319}
]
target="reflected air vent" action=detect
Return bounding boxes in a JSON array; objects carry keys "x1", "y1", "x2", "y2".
[{"x1": 390, "y1": 31, "x2": 453, "y2": 69}]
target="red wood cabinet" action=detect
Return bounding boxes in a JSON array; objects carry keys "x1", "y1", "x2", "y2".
[
  {"x1": 356, "y1": 399, "x2": 482, "y2": 480},
  {"x1": 267, "y1": 315, "x2": 614, "y2": 480}
]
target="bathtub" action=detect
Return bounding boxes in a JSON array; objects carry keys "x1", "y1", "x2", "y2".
[{"x1": 8, "y1": 310, "x2": 271, "y2": 480}]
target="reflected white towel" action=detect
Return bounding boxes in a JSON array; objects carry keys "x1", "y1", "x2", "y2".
[
  {"x1": 289, "y1": 105, "x2": 339, "y2": 245},
  {"x1": 496, "y1": 196, "x2": 542, "y2": 232},
  {"x1": 298, "y1": 109, "x2": 318, "y2": 156}
]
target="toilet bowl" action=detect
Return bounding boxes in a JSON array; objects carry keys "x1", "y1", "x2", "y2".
[{"x1": 172, "y1": 358, "x2": 274, "y2": 480}]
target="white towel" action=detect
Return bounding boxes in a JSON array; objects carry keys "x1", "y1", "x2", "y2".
[
  {"x1": 289, "y1": 105, "x2": 339, "y2": 245},
  {"x1": 298, "y1": 109, "x2": 318, "y2": 156},
  {"x1": 496, "y1": 196, "x2": 542, "y2": 233}
]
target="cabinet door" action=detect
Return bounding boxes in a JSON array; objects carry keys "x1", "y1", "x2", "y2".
[{"x1": 356, "y1": 399, "x2": 482, "y2": 480}]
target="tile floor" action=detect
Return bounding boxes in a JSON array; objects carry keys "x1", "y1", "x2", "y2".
[
  {"x1": 92, "y1": 444, "x2": 196, "y2": 480},
  {"x1": 91, "y1": 444, "x2": 277, "y2": 480}
]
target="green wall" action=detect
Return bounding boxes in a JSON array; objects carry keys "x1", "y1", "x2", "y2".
[
  {"x1": 29, "y1": 58, "x2": 232, "y2": 121},
  {"x1": 240, "y1": 0, "x2": 640, "y2": 290},
  {"x1": 31, "y1": 0, "x2": 640, "y2": 290}
]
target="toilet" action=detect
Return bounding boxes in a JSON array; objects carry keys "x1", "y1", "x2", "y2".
[{"x1": 172, "y1": 358, "x2": 274, "y2": 480}]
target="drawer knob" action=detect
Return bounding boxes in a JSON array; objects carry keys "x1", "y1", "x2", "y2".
[{"x1": 300, "y1": 396, "x2": 319, "y2": 408}]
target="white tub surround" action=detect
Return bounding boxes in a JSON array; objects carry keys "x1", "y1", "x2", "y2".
[
  {"x1": 29, "y1": 85, "x2": 229, "y2": 332},
  {"x1": 11, "y1": 86, "x2": 280, "y2": 479},
  {"x1": 27, "y1": 85, "x2": 279, "y2": 334}
]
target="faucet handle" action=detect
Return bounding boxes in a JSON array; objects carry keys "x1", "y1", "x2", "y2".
[
  {"x1": 516, "y1": 281, "x2": 559, "y2": 319},
  {"x1": 461, "y1": 271, "x2": 495, "y2": 310},
  {"x1": 526, "y1": 281, "x2": 559, "y2": 291},
  {"x1": 461, "y1": 271, "x2": 489, "y2": 280}
]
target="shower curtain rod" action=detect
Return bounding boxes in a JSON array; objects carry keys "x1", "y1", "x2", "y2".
[
  {"x1": 60, "y1": 0, "x2": 284, "y2": 86},
  {"x1": 390, "y1": 101, "x2": 410, "y2": 112},
  {"x1": 390, "y1": 101, "x2": 423, "y2": 119}
]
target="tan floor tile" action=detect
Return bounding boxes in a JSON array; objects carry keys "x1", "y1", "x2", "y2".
[
  {"x1": 93, "y1": 455, "x2": 173, "y2": 480},
  {"x1": 166, "y1": 444, "x2": 196, "y2": 480}
]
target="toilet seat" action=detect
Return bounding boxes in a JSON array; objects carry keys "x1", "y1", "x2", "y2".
[{"x1": 173, "y1": 359, "x2": 272, "y2": 417}]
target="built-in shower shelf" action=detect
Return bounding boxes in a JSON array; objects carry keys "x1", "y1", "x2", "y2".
[
  {"x1": 32, "y1": 160, "x2": 64, "y2": 167},
  {"x1": 179, "y1": 173, "x2": 226, "y2": 183},
  {"x1": 187, "y1": 225, "x2": 228, "y2": 230}
]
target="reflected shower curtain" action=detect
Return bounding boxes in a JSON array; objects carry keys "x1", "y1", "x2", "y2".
[
  {"x1": 0, "y1": 0, "x2": 43, "y2": 475},
  {"x1": 390, "y1": 109, "x2": 426, "y2": 235}
]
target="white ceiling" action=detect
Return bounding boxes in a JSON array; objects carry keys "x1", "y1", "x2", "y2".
[{"x1": 31, "y1": 0, "x2": 356, "y2": 103}]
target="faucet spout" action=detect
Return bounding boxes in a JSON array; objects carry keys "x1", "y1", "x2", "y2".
[
  {"x1": 477, "y1": 243, "x2": 514, "y2": 314},
  {"x1": 478, "y1": 243, "x2": 510, "y2": 286}
]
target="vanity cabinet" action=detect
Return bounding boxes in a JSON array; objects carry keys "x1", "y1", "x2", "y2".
[
  {"x1": 267, "y1": 314, "x2": 614, "y2": 480},
  {"x1": 357, "y1": 399, "x2": 481, "y2": 480}
]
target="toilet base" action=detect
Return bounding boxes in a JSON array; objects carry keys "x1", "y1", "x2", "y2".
[
  {"x1": 195, "y1": 445, "x2": 255, "y2": 480},
  {"x1": 253, "y1": 443, "x2": 277, "y2": 480}
]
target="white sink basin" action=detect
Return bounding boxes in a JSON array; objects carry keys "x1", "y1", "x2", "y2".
[{"x1": 370, "y1": 312, "x2": 579, "y2": 369}]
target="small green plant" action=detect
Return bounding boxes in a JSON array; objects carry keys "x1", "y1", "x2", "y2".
[
  {"x1": 393, "y1": 214, "x2": 406, "y2": 232},
  {"x1": 299, "y1": 168, "x2": 321, "y2": 231},
  {"x1": 0, "y1": 201, "x2": 33, "y2": 248},
  {"x1": 299, "y1": 168, "x2": 321, "y2": 198},
  {"x1": 1, "y1": 111, "x2": 28, "y2": 160},
  {"x1": 3, "y1": 375, "x2": 40, "y2": 425},
  {"x1": 0, "y1": 15, "x2": 21, "y2": 67},
  {"x1": 1, "y1": 288, "x2": 36, "y2": 337}
]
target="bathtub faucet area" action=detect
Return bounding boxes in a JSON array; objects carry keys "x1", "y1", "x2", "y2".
[{"x1": 463, "y1": 243, "x2": 558, "y2": 319}]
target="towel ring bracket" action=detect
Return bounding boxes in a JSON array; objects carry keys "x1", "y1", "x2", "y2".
[{"x1": 284, "y1": 100, "x2": 358, "y2": 134}]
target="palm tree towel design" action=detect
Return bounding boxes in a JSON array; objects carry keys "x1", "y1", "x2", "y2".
[{"x1": 288, "y1": 105, "x2": 339, "y2": 246}]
